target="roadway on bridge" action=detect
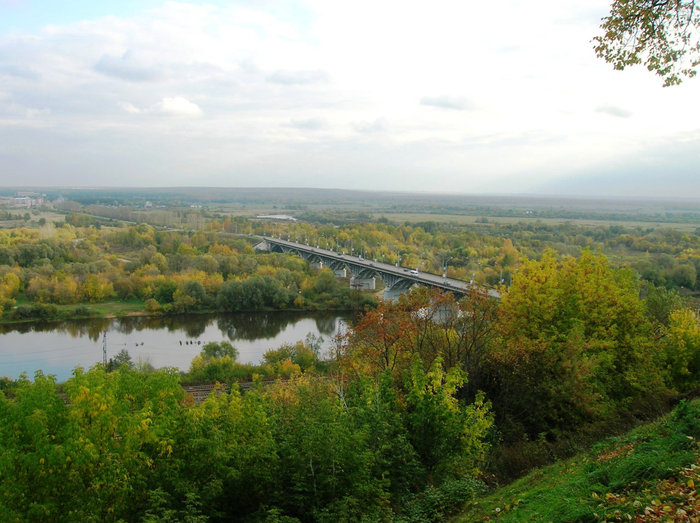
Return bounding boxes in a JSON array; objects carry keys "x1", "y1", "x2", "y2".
[{"x1": 260, "y1": 236, "x2": 500, "y2": 299}]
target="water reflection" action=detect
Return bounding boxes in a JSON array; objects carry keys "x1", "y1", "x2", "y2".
[
  {"x1": 314, "y1": 315, "x2": 338, "y2": 336},
  {"x1": 0, "y1": 311, "x2": 350, "y2": 381},
  {"x1": 0, "y1": 312, "x2": 345, "y2": 341},
  {"x1": 0, "y1": 318, "x2": 111, "y2": 341},
  {"x1": 216, "y1": 312, "x2": 318, "y2": 341}
]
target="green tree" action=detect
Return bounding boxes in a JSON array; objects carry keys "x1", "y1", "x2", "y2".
[
  {"x1": 403, "y1": 358, "x2": 492, "y2": 483},
  {"x1": 662, "y1": 308, "x2": 700, "y2": 391},
  {"x1": 492, "y1": 250, "x2": 662, "y2": 436},
  {"x1": 201, "y1": 341, "x2": 239, "y2": 360},
  {"x1": 107, "y1": 348, "x2": 134, "y2": 371}
]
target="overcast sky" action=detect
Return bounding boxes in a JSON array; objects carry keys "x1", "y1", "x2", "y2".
[{"x1": 0, "y1": 0, "x2": 698, "y2": 197}]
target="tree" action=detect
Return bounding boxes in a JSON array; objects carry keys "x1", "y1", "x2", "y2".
[
  {"x1": 595, "y1": 0, "x2": 700, "y2": 86},
  {"x1": 491, "y1": 250, "x2": 662, "y2": 436},
  {"x1": 108, "y1": 349, "x2": 134, "y2": 371},
  {"x1": 201, "y1": 341, "x2": 239, "y2": 360},
  {"x1": 662, "y1": 308, "x2": 700, "y2": 391},
  {"x1": 403, "y1": 358, "x2": 492, "y2": 482}
]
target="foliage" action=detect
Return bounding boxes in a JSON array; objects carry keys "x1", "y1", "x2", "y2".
[
  {"x1": 201, "y1": 340, "x2": 239, "y2": 360},
  {"x1": 594, "y1": 0, "x2": 700, "y2": 86},
  {"x1": 459, "y1": 399, "x2": 700, "y2": 522},
  {"x1": 0, "y1": 360, "x2": 493, "y2": 522},
  {"x1": 397, "y1": 477, "x2": 485, "y2": 523},
  {"x1": 491, "y1": 249, "x2": 662, "y2": 437},
  {"x1": 661, "y1": 307, "x2": 700, "y2": 391},
  {"x1": 404, "y1": 358, "x2": 492, "y2": 482},
  {"x1": 263, "y1": 340, "x2": 320, "y2": 373},
  {"x1": 107, "y1": 348, "x2": 134, "y2": 371}
]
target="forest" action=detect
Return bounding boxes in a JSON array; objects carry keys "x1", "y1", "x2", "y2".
[{"x1": 1, "y1": 205, "x2": 700, "y2": 521}]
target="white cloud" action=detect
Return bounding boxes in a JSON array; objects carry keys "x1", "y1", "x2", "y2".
[
  {"x1": 95, "y1": 51, "x2": 164, "y2": 82},
  {"x1": 152, "y1": 97, "x2": 202, "y2": 117},
  {"x1": 420, "y1": 96, "x2": 475, "y2": 111},
  {"x1": 118, "y1": 101, "x2": 141, "y2": 114},
  {"x1": 287, "y1": 118, "x2": 327, "y2": 130},
  {"x1": 595, "y1": 105, "x2": 632, "y2": 118},
  {"x1": 267, "y1": 69, "x2": 328, "y2": 85}
]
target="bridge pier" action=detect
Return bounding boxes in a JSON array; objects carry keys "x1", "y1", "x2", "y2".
[
  {"x1": 310, "y1": 261, "x2": 324, "y2": 270},
  {"x1": 350, "y1": 276, "x2": 376, "y2": 290},
  {"x1": 334, "y1": 268, "x2": 347, "y2": 278}
]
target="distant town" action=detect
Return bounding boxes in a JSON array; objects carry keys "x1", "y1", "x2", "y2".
[{"x1": 0, "y1": 192, "x2": 45, "y2": 208}]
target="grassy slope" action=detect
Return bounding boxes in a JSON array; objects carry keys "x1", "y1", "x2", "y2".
[{"x1": 458, "y1": 400, "x2": 700, "y2": 522}]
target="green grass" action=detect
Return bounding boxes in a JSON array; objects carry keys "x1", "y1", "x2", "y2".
[
  {"x1": 81, "y1": 299, "x2": 146, "y2": 316},
  {"x1": 458, "y1": 399, "x2": 700, "y2": 522},
  {"x1": 1, "y1": 298, "x2": 148, "y2": 324}
]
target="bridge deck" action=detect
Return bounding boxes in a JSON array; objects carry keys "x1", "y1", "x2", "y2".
[{"x1": 260, "y1": 236, "x2": 499, "y2": 299}]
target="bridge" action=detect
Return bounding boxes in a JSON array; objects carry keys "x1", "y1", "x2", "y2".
[{"x1": 255, "y1": 236, "x2": 500, "y2": 300}]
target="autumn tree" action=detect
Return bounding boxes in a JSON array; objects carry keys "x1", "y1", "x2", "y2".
[
  {"x1": 491, "y1": 249, "x2": 663, "y2": 436},
  {"x1": 595, "y1": 0, "x2": 700, "y2": 85}
]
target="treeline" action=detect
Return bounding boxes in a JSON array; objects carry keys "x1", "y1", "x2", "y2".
[
  {"x1": 0, "y1": 223, "x2": 372, "y2": 321},
  {"x1": 258, "y1": 218, "x2": 700, "y2": 292},
  {"x1": 2, "y1": 214, "x2": 700, "y2": 323}
]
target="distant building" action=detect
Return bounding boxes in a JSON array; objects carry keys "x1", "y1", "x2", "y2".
[
  {"x1": 0, "y1": 192, "x2": 44, "y2": 208},
  {"x1": 256, "y1": 214, "x2": 297, "y2": 222}
]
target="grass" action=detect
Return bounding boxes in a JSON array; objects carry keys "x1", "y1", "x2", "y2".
[
  {"x1": 80, "y1": 299, "x2": 146, "y2": 317},
  {"x1": 457, "y1": 399, "x2": 700, "y2": 522},
  {"x1": 1, "y1": 298, "x2": 148, "y2": 324},
  {"x1": 375, "y1": 212, "x2": 700, "y2": 231}
]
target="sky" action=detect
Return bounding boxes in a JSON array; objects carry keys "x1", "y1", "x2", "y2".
[{"x1": 0, "y1": 0, "x2": 698, "y2": 197}]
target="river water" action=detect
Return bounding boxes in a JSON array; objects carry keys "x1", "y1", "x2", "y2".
[{"x1": 0, "y1": 312, "x2": 350, "y2": 382}]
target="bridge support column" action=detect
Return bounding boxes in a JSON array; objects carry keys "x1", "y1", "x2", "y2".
[
  {"x1": 310, "y1": 261, "x2": 324, "y2": 270},
  {"x1": 350, "y1": 276, "x2": 375, "y2": 290},
  {"x1": 334, "y1": 268, "x2": 347, "y2": 278}
]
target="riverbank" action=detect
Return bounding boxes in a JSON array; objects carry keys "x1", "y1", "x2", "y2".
[
  {"x1": 1, "y1": 297, "x2": 364, "y2": 326},
  {"x1": 0, "y1": 299, "x2": 150, "y2": 325}
]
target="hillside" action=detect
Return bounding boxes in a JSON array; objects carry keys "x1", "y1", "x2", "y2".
[{"x1": 458, "y1": 399, "x2": 700, "y2": 522}]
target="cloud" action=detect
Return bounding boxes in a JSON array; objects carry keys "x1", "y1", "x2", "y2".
[
  {"x1": 117, "y1": 101, "x2": 141, "y2": 114},
  {"x1": 287, "y1": 118, "x2": 326, "y2": 130},
  {"x1": 25, "y1": 107, "x2": 50, "y2": 118},
  {"x1": 595, "y1": 105, "x2": 632, "y2": 118},
  {"x1": 267, "y1": 69, "x2": 329, "y2": 85},
  {"x1": 420, "y1": 95, "x2": 475, "y2": 111},
  {"x1": 0, "y1": 64, "x2": 40, "y2": 80},
  {"x1": 353, "y1": 118, "x2": 387, "y2": 133},
  {"x1": 152, "y1": 97, "x2": 202, "y2": 117},
  {"x1": 95, "y1": 51, "x2": 164, "y2": 82}
]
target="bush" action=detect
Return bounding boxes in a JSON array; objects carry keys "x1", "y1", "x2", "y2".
[
  {"x1": 9, "y1": 303, "x2": 60, "y2": 320},
  {"x1": 72, "y1": 305, "x2": 92, "y2": 317},
  {"x1": 396, "y1": 478, "x2": 486, "y2": 523}
]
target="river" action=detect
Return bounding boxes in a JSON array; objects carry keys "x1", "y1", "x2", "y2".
[{"x1": 0, "y1": 312, "x2": 350, "y2": 382}]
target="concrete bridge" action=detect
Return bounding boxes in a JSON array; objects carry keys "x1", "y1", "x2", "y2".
[{"x1": 255, "y1": 236, "x2": 499, "y2": 300}]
